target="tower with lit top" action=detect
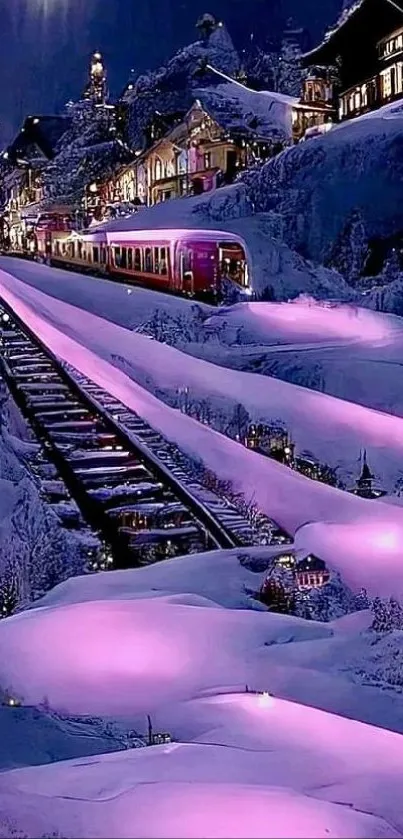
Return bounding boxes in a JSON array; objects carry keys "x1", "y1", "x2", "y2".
[{"x1": 83, "y1": 51, "x2": 107, "y2": 106}]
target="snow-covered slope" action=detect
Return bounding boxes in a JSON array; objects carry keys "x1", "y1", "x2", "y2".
[
  {"x1": 2, "y1": 569, "x2": 403, "y2": 837},
  {"x1": 240, "y1": 101, "x2": 403, "y2": 264}
]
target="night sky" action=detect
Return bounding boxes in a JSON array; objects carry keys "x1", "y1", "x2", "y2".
[{"x1": 0, "y1": 0, "x2": 341, "y2": 147}]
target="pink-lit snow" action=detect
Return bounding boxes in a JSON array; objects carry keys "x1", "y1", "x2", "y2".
[
  {"x1": 2, "y1": 267, "x2": 403, "y2": 595},
  {"x1": 1, "y1": 607, "x2": 403, "y2": 837}
]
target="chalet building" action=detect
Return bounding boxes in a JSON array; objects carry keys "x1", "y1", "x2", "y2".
[
  {"x1": 246, "y1": 423, "x2": 295, "y2": 465},
  {"x1": 102, "y1": 95, "x2": 278, "y2": 211},
  {"x1": 350, "y1": 450, "x2": 387, "y2": 499},
  {"x1": 292, "y1": 65, "x2": 337, "y2": 140},
  {"x1": 302, "y1": 0, "x2": 403, "y2": 121},
  {"x1": 0, "y1": 114, "x2": 71, "y2": 251},
  {"x1": 295, "y1": 555, "x2": 330, "y2": 589}
]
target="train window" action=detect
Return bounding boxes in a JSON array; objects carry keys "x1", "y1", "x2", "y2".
[
  {"x1": 154, "y1": 247, "x2": 167, "y2": 275},
  {"x1": 145, "y1": 247, "x2": 153, "y2": 273},
  {"x1": 160, "y1": 247, "x2": 167, "y2": 275},
  {"x1": 127, "y1": 248, "x2": 133, "y2": 270},
  {"x1": 134, "y1": 248, "x2": 142, "y2": 271},
  {"x1": 121, "y1": 248, "x2": 127, "y2": 269},
  {"x1": 93, "y1": 246, "x2": 99, "y2": 263},
  {"x1": 100, "y1": 246, "x2": 106, "y2": 264},
  {"x1": 114, "y1": 247, "x2": 121, "y2": 267}
]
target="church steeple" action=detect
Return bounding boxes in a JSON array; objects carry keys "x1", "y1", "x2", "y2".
[
  {"x1": 357, "y1": 449, "x2": 374, "y2": 490},
  {"x1": 83, "y1": 51, "x2": 107, "y2": 105}
]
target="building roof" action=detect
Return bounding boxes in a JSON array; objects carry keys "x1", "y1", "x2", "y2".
[
  {"x1": 296, "y1": 554, "x2": 327, "y2": 573},
  {"x1": 301, "y1": 0, "x2": 403, "y2": 66},
  {"x1": 193, "y1": 64, "x2": 297, "y2": 141},
  {"x1": 7, "y1": 115, "x2": 71, "y2": 165}
]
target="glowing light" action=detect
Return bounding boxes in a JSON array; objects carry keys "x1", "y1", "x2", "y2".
[
  {"x1": 375, "y1": 529, "x2": 399, "y2": 550},
  {"x1": 258, "y1": 691, "x2": 273, "y2": 708}
]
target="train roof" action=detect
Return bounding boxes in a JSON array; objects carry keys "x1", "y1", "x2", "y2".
[
  {"x1": 107, "y1": 228, "x2": 246, "y2": 245},
  {"x1": 78, "y1": 227, "x2": 246, "y2": 247}
]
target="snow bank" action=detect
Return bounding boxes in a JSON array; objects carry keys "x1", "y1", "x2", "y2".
[
  {"x1": 1, "y1": 767, "x2": 396, "y2": 839},
  {"x1": 35, "y1": 547, "x2": 281, "y2": 611},
  {"x1": 0, "y1": 705, "x2": 122, "y2": 771},
  {"x1": 0, "y1": 597, "x2": 331, "y2": 716},
  {"x1": 241, "y1": 101, "x2": 403, "y2": 263}
]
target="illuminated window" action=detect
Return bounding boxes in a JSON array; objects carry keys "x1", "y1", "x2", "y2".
[
  {"x1": 382, "y1": 69, "x2": 392, "y2": 98},
  {"x1": 127, "y1": 248, "x2": 133, "y2": 270},
  {"x1": 204, "y1": 152, "x2": 211, "y2": 169},
  {"x1": 361, "y1": 84, "x2": 368, "y2": 107}
]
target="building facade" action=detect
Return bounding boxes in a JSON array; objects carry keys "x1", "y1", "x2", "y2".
[
  {"x1": 302, "y1": 0, "x2": 403, "y2": 121},
  {"x1": 101, "y1": 99, "x2": 276, "y2": 214}
]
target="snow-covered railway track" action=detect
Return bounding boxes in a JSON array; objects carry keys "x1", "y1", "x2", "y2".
[{"x1": 0, "y1": 299, "x2": 254, "y2": 568}]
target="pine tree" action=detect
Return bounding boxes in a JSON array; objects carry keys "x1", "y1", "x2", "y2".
[
  {"x1": 278, "y1": 21, "x2": 303, "y2": 98},
  {"x1": 228, "y1": 403, "x2": 251, "y2": 444},
  {"x1": 329, "y1": 209, "x2": 369, "y2": 285},
  {"x1": 382, "y1": 249, "x2": 401, "y2": 283},
  {"x1": 0, "y1": 562, "x2": 19, "y2": 618},
  {"x1": 371, "y1": 597, "x2": 392, "y2": 632},
  {"x1": 389, "y1": 597, "x2": 403, "y2": 630}
]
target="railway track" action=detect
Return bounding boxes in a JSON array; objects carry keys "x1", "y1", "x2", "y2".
[{"x1": 0, "y1": 298, "x2": 290, "y2": 570}]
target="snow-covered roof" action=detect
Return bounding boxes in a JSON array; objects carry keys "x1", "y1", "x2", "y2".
[{"x1": 194, "y1": 65, "x2": 297, "y2": 141}]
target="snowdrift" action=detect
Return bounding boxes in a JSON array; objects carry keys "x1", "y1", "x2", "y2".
[{"x1": 241, "y1": 101, "x2": 403, "y2": 263}]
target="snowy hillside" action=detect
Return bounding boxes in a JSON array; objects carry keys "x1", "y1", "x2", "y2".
[
  {"x1": 3, "y1": 564, "x2": 403, "y2": 837},
  {"x1": 240, "y1": 101, "x2": 403, "y2": 266}
]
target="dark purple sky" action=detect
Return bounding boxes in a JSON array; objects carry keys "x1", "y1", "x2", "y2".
[{"x1": 0, "y1": 0, "x2": 341, "y2": 147}]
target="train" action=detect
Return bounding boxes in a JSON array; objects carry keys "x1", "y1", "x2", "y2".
[{"x1": 35, "y1": 217, "x2": 252, "y2": 302}]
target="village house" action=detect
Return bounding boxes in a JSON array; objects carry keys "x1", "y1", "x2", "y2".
[
  {"x1": 100, "y1": 64, "x2": 336, "y2": 215},
  {"x1": 301, "y1": 0, "x2": 403, "y2": 121},
  {"x1": 0, "y1": 114, "x2": 70, "y2": 251}
]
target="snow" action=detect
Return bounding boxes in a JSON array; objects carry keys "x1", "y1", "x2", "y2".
[
  {"x1": 0, "y1": 761, "x2": 398, "y2": 838},
  {"x1": 0, "y1": 705, "x2": 123, "y2": 772},
  {"x1": 194, "y1": 66, "x2": 296, "y2": 141},
  {"x1": 0, "y1": 596, "x2": 332, "y2": 716},
  {"x1": 35, "y1": 547, "x2": 282, "y2": 611},
  {"x1": 1, "y1": 267, "x2": 403, "y2": 596},
  {"x1": 240, "y1": 100, "x2": 403, "y2": 266},
  {"x1": 2, "y1": 574, "x2": 403, "y2": 836}
]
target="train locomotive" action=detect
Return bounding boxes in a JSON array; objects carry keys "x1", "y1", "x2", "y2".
[{"x1": 36, "y1": 219, "x2": 251, "y2": 302}]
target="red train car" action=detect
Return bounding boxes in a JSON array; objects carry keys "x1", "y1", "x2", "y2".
[{"x1": 50, "y1": 226, "x2": 251, "y2": 301}]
